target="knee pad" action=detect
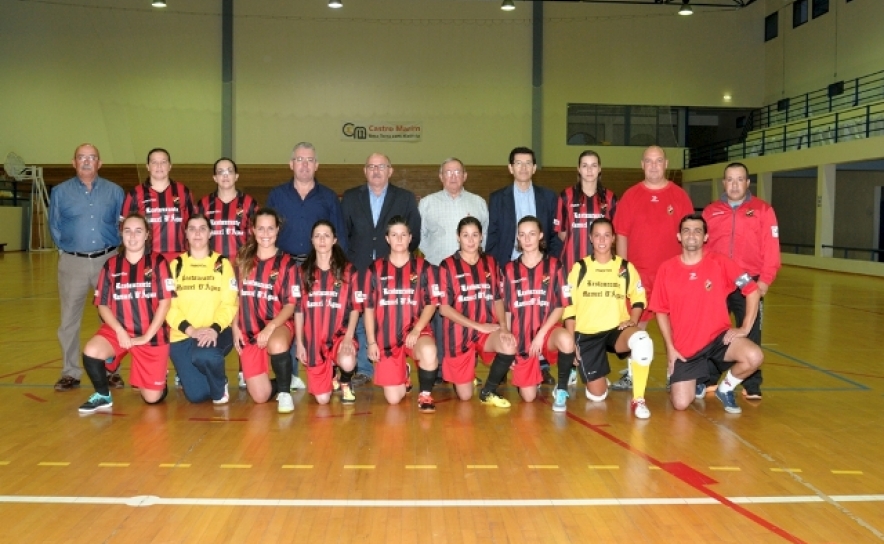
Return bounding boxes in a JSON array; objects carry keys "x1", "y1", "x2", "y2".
[
  {"x1": 627, "y1": 331, "x2": 653, "y2": 366},
  {"x1": 585, "y1": 387, "x2": 608, "y2": 402}
]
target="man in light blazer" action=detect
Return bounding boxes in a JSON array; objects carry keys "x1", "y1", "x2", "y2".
[
  {"x1": 486, "y1": 146, "x2": 562, "y2": 266},
  {"x1": 341, "y1": 153, "x2": 422, "y2": 385}
]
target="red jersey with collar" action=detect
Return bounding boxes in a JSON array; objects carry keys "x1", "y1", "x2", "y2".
[
  {"x1": 94, "y1": 252, "x2": 175, "y2": 346},
  {"x1": 123, "y1": 181, "x2": 194, "y2": 255},
  {"x1": 361, "y1": 256, "x2": 436, "y2": 355},
  {"x1": 436, "y1": 252, "x2": 503, "y2": 357},
  {"x1": 554, "y1": 185, "x2": 618, "y2": 274},
  {"x1": 298, "y1": 263, "x2": 360, "y2": 367},
  {"x1": 196, "y1": 191, "x2": 259, "y2": 259},
  {"x1": 236, "y1": 251, "x2": 300, "y2": 342},
  {"x1": 703, "y1": 195, "x2": 780, "y2": 285},
  {"x1": 501, "y1": 256, "x2": 569, "y2": 355},
  {"x1": 612, "y1": 181, "x2": 694, "y2": 286},
  {"x1": 649, "y1": 252, "x2": 758, "y2": 358}
]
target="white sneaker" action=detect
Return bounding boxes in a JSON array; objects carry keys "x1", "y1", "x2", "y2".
[
  {"x1": 213, "y1": 381, "x2": 229, "y2": 405},
  {"x1": 238, "y1": 371, "x2": 246, "y2": 389},
  {"x1": 290, "y1": 377, "x2": 306, "y2": 391},
  {"x1": 277, "y1": 392, "x2": 294, "y2": 413},
  {"x1": 632, "y1": 398, "x2": 650, "y2": 419}
]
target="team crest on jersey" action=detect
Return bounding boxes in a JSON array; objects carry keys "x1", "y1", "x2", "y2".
[
  {"x1": 541, "y1": 275, "x2": 550, "y2": 285},
  {"x1": 667, "y1": 205, "x2": 674, "y2": 215},
  {"x1": 618, "y1": 265, "x2": 628, "y2": 278},
  {"x1": 410, "y1": 274, "x2": 418, "y2": 284},
  {"x1": 236, "y1": 208, "x2": 244, "y2": 218},
  {"x1": 144, "y1": 268, "x2": 153, "y2": 279},
  {"x1": 213, "y1": 260, "x2": 223, "y2": 273},
  {"x1": 334, "y1": 280, "x2": 342, "y2": 288},
  {"x1": 173, "y1": 197, "x2": 180, "y2": 206},
  {"x1": 746, "y1": 209, "x2": 754, "y2": 217},
  {"x1": 705, "y1": 279, "x2": 713, "y2": 291},
  {"x1": 270, "y1": 270, "x2": 279, "y2": 281}
]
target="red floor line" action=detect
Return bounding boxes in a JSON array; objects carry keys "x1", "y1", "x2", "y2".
[
  {"x1": 561, "y1": 406, "x2": 808, "y2": 544},
  {"x1": 14, "y1": 375, "x2": 25, "y2": 384},
  {"x1": 23, "y1": 393, "x2": 47, "y2": 403}
]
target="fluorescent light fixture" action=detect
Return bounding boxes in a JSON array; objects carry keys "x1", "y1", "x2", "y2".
[
  {"x1": 329, "y1": 0, "x2": 342, "y2": 7},
  {"x1": 152, "y1": 0, "x2": 167, "y2": 7},
  {"x1": 501, "y1": 0, "x2": 515, "y2": 11},
  {"x1": 678, "y1": 1, "x2": 693, "y2": 15}
]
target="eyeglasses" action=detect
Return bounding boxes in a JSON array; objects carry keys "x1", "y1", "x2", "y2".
[
  {"x1": 512, "y1": 160, "x2": 534, "y2": 168},
  {"x1": 292, "y1": 157, "x2": 316, "y2": 163},
  {"x1": 365, "y1": 164, "x2": 391, "y2": 171},
  {"x1": 443, "y1": 170, "x2": 463, "y2": 177},
  {"x1": 215, "y1": 168, "x2": 236, "y2": 175}
]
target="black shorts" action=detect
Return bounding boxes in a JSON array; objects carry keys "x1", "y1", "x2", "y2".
[
  {"x1": 670, "y1": 331, "x2": 732, "y2": 384},
  {"x1": 575, "y1": 328, "x2": 628, "y2": 383}
]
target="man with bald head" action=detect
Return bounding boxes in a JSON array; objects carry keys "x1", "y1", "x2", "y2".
[
  {"x1": 611, "y1": 145, "x2": 694, "y2": 390},
  {"x1": 341, "y1": 153, "x2": 422, "y2": 386},
  {"x1": 49, "y1": 144, "x2": 125, "y2": 391}
]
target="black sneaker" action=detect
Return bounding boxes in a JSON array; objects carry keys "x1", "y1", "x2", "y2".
[
  {"x1": 418, "y1": 392, "x2": 436, "y2": 413},
  {"x1": 350, "y1": 373, "x2": 371, "y2": 388},
  {"x1": 78, "y1": 392, "x2": 113, "y2": 414},
  {"x1": 541, "y1": 368, "x2": 556, "y2": 386}
]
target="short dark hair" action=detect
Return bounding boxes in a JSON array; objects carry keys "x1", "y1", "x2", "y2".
[
  {"x1": 214, "y1": 157, "x2": 238, "y2": 174},
  {"x1": 724, "y1": 162, "x2": 749, "y2": 178},
  {"x1": 508, "y1": 146, "x2": 535, "y2": 165},
  {"x1": 679, "y1": 213, "x2": 707, "y2": 235},
  {"x1": 146, "y1": 147, "x2": 171, "y2": 164},
  {"x1": 457, "y1": 216, "x2": 483, "y2": 235},
  {"x1": 386, "y1": 215, "x2": 410, "y2": 235}
]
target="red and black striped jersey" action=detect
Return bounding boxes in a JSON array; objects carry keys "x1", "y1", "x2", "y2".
[
  {"x1": 297, "y1": 263, "x2": 360, "y2": 367},
  {"x1": 122, "y1": 181, "x2": 194, "y2": 256},
  {"x1": 360, "y1": 256, "x2": 436, "y2": 355},
  {"x1": 501, "y1": 256, "x2": 569, "y2": 355},
  {"x1": 554, "y1": 185, "x2": 618, "y2": 275},
  {"x1": 436, "y1": 252, "x2": 503, "y2": 357},
  {"x1": 236, "y1": 250, "x2": 300, "y2": 342},
  {"x1": 196, "y1": 191, "x2": 259, "y2": 259},
  {"x1": 94, "y1": 252, "x2": 175, "y2": 345}
]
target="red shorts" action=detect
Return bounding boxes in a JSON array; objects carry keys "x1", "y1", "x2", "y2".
[
  {"x1": 638, "y1": 274, "x2": 655, "y2": 323},
  {"x1": 96, "y1": 324, "x2": 170, "y2": 391},
  {"x1": 375, "y1": 327, "x2": 433, "y2": 387},
  {"x1": 512, "y1": 325, "x2": 562, "y2": 388},
  {"x1": 441, "y1": 332, "x2": 496, "y2": 385},
  {"x1": 305, "y1": 335, "x2": 357, "y2": 396},
  {"x1": 240, "y1": 321, "x2": 294, "y2": 379}
]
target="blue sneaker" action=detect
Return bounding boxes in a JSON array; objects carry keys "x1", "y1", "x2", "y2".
[
  {"x1": 715, "y1": 389, "x2": 742, "y2": 414},
  {"x1": 695, "y1": 382, "x2": 706, "y2": 400},
  {"x1": 78, "y1": 392, "x2": 113, "y2": 414},
  {"x1": 552, "y1": 388, "x2": 569, "y2": 412}
]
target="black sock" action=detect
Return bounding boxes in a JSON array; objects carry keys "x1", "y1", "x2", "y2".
[
  {"x1": 83, "y1": 355, "x2": 110, "y2": 396},
  {"x1": 418, "y1": 368, "x2": 436, "y2": 394},
  {"x1": 556, "y1": 352, "x2": 576, "y2": 390},
  {"x1": 339, "y1": 368, "x2": 354, "y2": 384},
  {"x1": 269, "y1": 378, "x2": 279, "y2": 398},
  {"x1": 270, "y1": 352, "x2": 293, "y2": 392},
  {"x1": 482, "y1": 353, "x2": 515, "y2": 395}
]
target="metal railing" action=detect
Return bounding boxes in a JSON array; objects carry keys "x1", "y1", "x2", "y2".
[
  {"x1": 0, "y1": 179, "x2": 31, "y2": 206},
  {"x1": 685, "y1": 102, "x2": 884, "y2": 167},
  {"x1": 781, "y1": 242, "x2": 883, "y2": 262}
]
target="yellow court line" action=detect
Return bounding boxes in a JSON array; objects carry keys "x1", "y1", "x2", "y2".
[
  {"x1": 282, "y1": 465, "x2": 314, "y2": 469},
  {"x1": 405, "y1": 465, "x2": 437, "y2": 470},
  {"x1": 37, "y1": 462, "x2": 70, "y2": 467},
  {"x1": 159, "y1": 464, "x2": 191, "y2": 468},
  {"x1": 528, "y1": 465, "x2": 559, "y2": 469},
  {"x1": 220, "y1": 464, "x2": 252, "y2": 469},
  {"x1": 588, "y1": 465, "x2": 620, "y2": 470},
  {"x1": 709, "y1": 466, "x2": 742, "y2": 471},
  {"x1": 831, "y1": 470, "x2": 863, "y2": 475},
  {"x1": 770, "y1": 468, "x2": 802, "y2": 473},
  {"x1": 98, "y1": 463, "x2": 130, "y2": 468},
  {"x1": 466, "y1": 465, "x2": 498, "y2": 469},
  {"x1": 343, "y1": 465, "x2": 375, "y2": 469}
]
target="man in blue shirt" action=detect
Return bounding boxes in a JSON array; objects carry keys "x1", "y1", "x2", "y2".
[
  {"x1": 49, "y1": 143, "x2": 125, "y2": 392},
  {"x1": 266, "y1": 142, "x2": 347, "y2": 389}
]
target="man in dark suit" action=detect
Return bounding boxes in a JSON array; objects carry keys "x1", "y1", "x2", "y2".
[
  {"x1": 486, "y1": 146, "x2": 562, "y2": 385},
  {"x1": 486, "y1": 146, "x2": 562, "y2": 265},
  {"x1": 341, "y1": 153, "x2": 422, "y2": 385}
]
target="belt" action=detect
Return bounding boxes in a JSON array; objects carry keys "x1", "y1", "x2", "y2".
[{"x1": 64, "y1": 247, "x2": 115, "y2": 258}]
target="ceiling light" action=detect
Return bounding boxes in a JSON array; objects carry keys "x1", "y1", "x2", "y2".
[
  {"x1": 678, "y1": 1, "x2": 693, "y2": 16},
  {"x1": 723, "y1": 93, "x2": 732, "y2": 101},
  {"x1": 151, "y1": 0, "x2": 167, "y2": 7},
  {"x1": 501, "y1": 0, "x2": 515, "y2": 11},
  {"x1": 328, "y1": 0, "x2": 342, "y2": 7}
]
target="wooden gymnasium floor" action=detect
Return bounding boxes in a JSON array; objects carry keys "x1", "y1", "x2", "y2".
[{"x1": 0, "y1": 251, "x2": 883, "y2": 544}]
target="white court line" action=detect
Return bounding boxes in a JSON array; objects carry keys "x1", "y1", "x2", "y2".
[{"x1": 0, "y1": 494, "x2": 882, "y2": 508}]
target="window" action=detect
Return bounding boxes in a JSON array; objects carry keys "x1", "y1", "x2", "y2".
[
  {"x1": 566, "y1": 104, "x2": 682, "y2": 147},
  {"x1": 793, "y1": 0, "x2": 808, "y2": 27},
  {"x1": 812, "y1": 0, "x2": 829, "y2": 17},
  {"x1": 764, "y1": 12, "x2": 778, "y2": 41}
]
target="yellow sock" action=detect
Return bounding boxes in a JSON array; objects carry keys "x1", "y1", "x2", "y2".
[{"x1": 629, "y1": 358, "x2": 650, "y2": 400}]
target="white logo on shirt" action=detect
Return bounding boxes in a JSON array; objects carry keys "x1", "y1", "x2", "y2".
[
  {"x1": 771, "y1": 226, "x2": 779, "y2": 238},
  {"x1": 689, "y1": 272, "x2": 697, "y2": 281}
]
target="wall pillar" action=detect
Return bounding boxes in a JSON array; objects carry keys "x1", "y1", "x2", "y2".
[{"x1": 815, "y1": 163, "x2": 836, "y2": 258}]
